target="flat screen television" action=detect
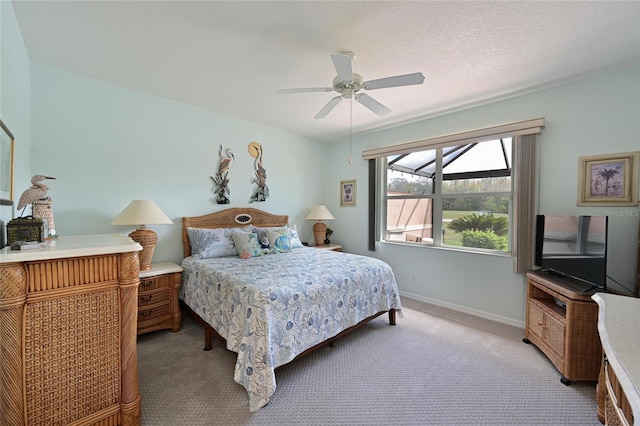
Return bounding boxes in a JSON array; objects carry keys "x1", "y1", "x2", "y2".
[{"x1": 534, "y1": 215, "x2": 608, "y2": 293}]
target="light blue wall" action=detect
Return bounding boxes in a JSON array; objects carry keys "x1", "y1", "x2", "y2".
[
  {"x1": 327, "y1": 66, "x2": 640, "y2": 326},
  {"x1": 6, "y1": 0, "x2": 639, "y2": 326},
  {"x1": 30, "y1": 64, "x2": 327, "y2": 263},
  {"x1": 1, "y1": 1, "x2": 32, "y2": 224}
]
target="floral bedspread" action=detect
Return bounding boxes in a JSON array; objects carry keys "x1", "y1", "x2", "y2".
[{"x1": 180, "y1": 247, "x2": 401, "y2": 412}]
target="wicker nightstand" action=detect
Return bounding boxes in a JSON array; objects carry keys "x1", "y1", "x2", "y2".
[
  {"x1": 138, "y1": 262, "x2": 183, "y2": 335},
  {"x1": 313, "y1": 244, "x2": 342, "y2": 252}
]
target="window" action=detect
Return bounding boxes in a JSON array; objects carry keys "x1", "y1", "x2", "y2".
[
  {"x1": 384, "y1": 138, "x2": 512, "y2": 253},
  {"x1": 363, "y1": 118, "x2": 544, "y2": 272}
]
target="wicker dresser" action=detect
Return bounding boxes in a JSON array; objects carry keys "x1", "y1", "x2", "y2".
[
  {"x1": 592, "y1": 293, "x2": 639, "y2": 426},
  {"x1": 0, "y1": 235, "x2": 142, "y2": 426}
]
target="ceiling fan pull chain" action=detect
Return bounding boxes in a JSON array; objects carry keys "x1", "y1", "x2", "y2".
[{"x1": 348, "y1": 97, "x2": 353, "y2": 166}]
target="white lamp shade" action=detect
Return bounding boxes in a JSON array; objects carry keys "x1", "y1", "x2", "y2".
[
  {"x1": 111, "y1": 200, "x2": 173, "y2": 226},
  {"x1": 305, "y1": 205, "x2": 335, "y2": 221}
]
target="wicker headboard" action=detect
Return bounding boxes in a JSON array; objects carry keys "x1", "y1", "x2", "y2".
[{"x1": 182, "y1": 207, "x2": 289, "y2": 257}]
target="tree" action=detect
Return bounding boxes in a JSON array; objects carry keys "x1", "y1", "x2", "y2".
[
  {"x1": 448, "y1": 213, "x2": 508, "y2": 236},
  {"x1": 597, "y1": 167, "x2": 620, "y2": 196}
]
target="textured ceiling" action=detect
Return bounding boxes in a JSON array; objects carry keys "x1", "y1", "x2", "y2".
[{"x1": 10, "y1": 1, "x2": 640, "y2": 143}]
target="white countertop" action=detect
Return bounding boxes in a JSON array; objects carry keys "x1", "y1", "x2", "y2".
[
  {"x1": 139, "y1": 261, "x2": 183, "y2": 278},
  {"x1": 592, "y1": 292, "x2": 640, "y2": 421},
  {"x1": 0, "y1": 234, "x2": 142, "y2": 263}
]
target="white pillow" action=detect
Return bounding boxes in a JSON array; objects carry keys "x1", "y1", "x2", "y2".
[{"x1": 286, "y1": 225, "x2": 304, "y2": 248}]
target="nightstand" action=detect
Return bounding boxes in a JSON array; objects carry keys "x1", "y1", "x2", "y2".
[
  {"x1": 314, "y1": 244, "x2": 342, "y2": 252},
  {"x1": 138, "y1": 261, "x2": 183, "y2": 335}
]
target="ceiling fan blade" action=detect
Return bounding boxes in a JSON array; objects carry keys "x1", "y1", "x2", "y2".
[
  {"x1": 355, "y1": 93, "x2": 391, "y2": 117},
  {"x1": 363, "y1": 72, "x2": 425, "y2": 90},
  {"x1": 276, "y1": 87, "x2": 333, "y2": 94},
  {"x1": 331, "y1": 53, "x2": 353, "y2": 82},
  {"x1": 314, "y1": 96, "x2": 343, "y2": 119}
]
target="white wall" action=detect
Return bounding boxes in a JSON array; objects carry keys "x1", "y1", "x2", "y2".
[
  {"x1": 30, "y1": 64, "x2": 328, "y2": 263},
  {"x1": 327, "y1": 66, "x2": 640, "y2": 326}
]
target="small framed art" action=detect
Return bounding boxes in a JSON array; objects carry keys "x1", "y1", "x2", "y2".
[
  {"x1": 0, "y1": 119, "x2": 15, "y2": 206},
  {"x1": 340, "y1": 179, "x2": 356, "y2": 206},
  {"x1": 577, "y1": 151, "x2": 639, "y2": 206}
]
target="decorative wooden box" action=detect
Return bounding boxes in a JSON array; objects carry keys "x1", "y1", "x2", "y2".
[{"x1": 6, "y1": 216, "x2": 44, "y2": 245}]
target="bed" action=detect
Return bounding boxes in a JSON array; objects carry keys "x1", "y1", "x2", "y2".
[{"x1": 179, "y1": 207, "x2": 401, "y2": 411}]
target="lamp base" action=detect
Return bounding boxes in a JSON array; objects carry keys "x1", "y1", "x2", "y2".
[
  {"x1": 128, "y1": 228, "x2": 157, "y2": 270},
  {"x1": 313, "y1": 222, "x2": 327, "y2": 247}
]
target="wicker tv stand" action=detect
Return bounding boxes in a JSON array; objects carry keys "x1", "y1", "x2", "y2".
[
  {"x1": 0, "y1": 235, "x2": 142, "y2": 425},
  {"x1": 523, "y1": 271, "x2": 601, "y2": 385}
]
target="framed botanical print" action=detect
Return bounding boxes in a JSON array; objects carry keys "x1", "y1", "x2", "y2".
[
  {"x1": 577, "y1": 151, "x2": 639, "y2": 206},
  {"x1": 0, "y1": 119, "x2": 15, "y2": 206},
  {"x1": 340, "y1": 179, "x2": 356, "y2": 206}
]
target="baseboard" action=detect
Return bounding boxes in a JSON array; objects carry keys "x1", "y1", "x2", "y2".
[{"x1": 400, "y1": 290, "x2": 525, "y2": 329}]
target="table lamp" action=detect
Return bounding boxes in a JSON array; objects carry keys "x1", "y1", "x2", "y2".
[
  {"x1": 111, "y1": 200, "x2": 172, "y2": 270},
  {"x1": 305, "y1": 205, "x2": 335, "y2": 247}
]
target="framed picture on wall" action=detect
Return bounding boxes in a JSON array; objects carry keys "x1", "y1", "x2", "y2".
[
  {"x1": 0, "y1": 119, "x2": 15, "y2": 206},
  {"x1": 577, "y1": 151, "x2": 639, "y2": 206},
  {"x1": 340, "y1": 179, "x2": 356, "y2": 206}
]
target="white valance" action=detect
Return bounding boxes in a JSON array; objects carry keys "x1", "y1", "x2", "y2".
[{"x1": 362, "y1": 118, "x2": 545, "y2": 160}]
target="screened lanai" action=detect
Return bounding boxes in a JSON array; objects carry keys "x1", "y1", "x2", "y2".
[{"x1": 385, "y1": 138, "x2": 512, "y2": 249}]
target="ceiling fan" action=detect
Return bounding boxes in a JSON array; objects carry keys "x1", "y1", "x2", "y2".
[{"x1": 276, "y1": 51, "x2": 425, "y2": 119}]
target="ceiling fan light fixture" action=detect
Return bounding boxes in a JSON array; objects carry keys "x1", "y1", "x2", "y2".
[
  {"x1": 332, "y1": 73, "x2": 362, "y2": 91},
  {"x1": 276, "y1": 52, "x2": 425, "y2": 119}
]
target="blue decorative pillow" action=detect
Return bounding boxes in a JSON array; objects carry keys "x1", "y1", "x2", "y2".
[
  {"x1": 231, "y1": 232, "x2": 264, "y2": 259},
  {"x1": 265, "y1": 228, "x2": 293, "y2": 253},
  {"x1": 187, "y1": 227, "x2": 249, "y2": 259},
  {"x1": 252, "y1": 225, "x2": 287, "y2": 242},
  {"x1": 253, "y1": 225, "x2": 304, "y2": 249},
  {"x1": 286, "y1": 225, "x2": 304, "y2": 248}
]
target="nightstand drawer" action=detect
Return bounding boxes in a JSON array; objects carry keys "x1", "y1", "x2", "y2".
[
  {"x1": 140, "y1": 274, "x2": 175, "y2": 291},
  {"x1": 138, "y1": 302, "x2": 171, "y2": 323},
  {"x1": 138, "y1": 287, "x2": 170, "y2": 308}
]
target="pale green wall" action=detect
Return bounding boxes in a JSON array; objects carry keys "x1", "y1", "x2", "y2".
[
  {"x1": 0, "y1": 1, "x2": 31, "y2": 225},
  {"x1": 327, "y1": 66, "x2": 640, "y2": 326},
  {"x1": 4, "y1": 0, "x2": 639, "y2": 325},
  {"x1": 30, "y1": 64, "x2": 327, "y2": 263}
]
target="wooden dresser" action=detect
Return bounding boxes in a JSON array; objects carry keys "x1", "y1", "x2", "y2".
[{"x1": 0, "y1": 235, "x2": 142, "y2": 426}]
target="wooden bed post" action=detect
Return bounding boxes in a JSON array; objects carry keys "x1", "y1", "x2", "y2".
[{"x1": 389, "y1": 308, "x2": 397, "y2": 325}]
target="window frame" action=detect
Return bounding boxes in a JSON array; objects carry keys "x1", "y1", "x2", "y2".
[
  {"x1": 381, "y1": 139, "x2": 513, "y2": 255},
  {"x1": 365, "y1": 118, "x2": 543, "y2": 273}
]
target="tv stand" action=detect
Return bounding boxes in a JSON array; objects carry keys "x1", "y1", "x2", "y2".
[
  {"x1": 532, "y1": 268, "x2": 601, "y2": 295},
  {"x1": 523, "y1": 271, "x2": 601, "y2": 385}
]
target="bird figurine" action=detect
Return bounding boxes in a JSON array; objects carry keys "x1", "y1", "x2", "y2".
[
  {"x1": 17, "y1": 174, "x2": 56, "y2": 216},
  {"x1": 211, "y1": 145, "x2": 234, "y2": 204},
  {"x1": 249, "y1": 143, "x2": 268, "y2": 203},
  {"x1": 218, "y1": 145, "x2": 235, "y2": 176}
]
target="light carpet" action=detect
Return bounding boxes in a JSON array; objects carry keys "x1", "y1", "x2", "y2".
[{"x1": 137, "y1": 299, "x2": 601, "y2": 425}]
